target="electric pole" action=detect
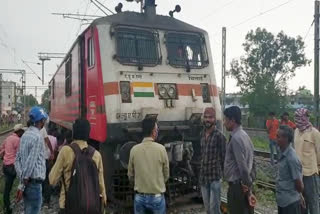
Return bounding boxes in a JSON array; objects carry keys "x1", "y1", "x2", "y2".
[
  {"x1": 315, "y1": 0, "x2": 319, "y2": 127},
  {"x1": 221, "y1": 27, "x2": 226, "y2": 111},
  {"x1": 38, "y1": 52, "x2": 65, "y2": 85}
]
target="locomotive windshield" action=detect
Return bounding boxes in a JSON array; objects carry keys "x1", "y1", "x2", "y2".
[
  {"x1": 115, "y1": 27, "x2": 161, "y2": 66},
  {"x1": 166, "y1": 32, "x2": 208, "y2": 69}
]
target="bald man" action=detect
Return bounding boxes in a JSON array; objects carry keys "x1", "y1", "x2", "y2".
[{"x1": 199, "y1": 107, "x2": 227, "y2": 214}]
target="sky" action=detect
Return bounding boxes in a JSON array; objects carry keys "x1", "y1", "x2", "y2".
[{"x1": 0, "y1": 0, "x2": 315, "y2": 101}]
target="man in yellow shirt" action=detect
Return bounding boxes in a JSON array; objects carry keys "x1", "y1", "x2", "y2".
[
  {"x1": 294, "y1": 108, "x2": 320, "y2": 214},
  {"x1": 128, "y1": 118, "x2": 169, "y2": 214},
  {"x1": 49, "y1": 119, "x2": 106, "y2": 214}
]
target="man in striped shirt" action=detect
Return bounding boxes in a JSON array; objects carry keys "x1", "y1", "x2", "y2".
[{"x1": 15, "y1": 106, "x2": 48, "y2": 214}]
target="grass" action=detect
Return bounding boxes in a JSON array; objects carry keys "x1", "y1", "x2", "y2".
[
  {"x1": 0, "y1": 124, "x2": 14, "y2": 133},
  {"x1": 256, "y1": 168, "x2": 273, "y2": 183},
  {"x1": 251, "y1": 136, "x2": 269, "y2": 151}
]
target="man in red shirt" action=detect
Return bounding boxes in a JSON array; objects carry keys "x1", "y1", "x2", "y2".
[
  {"x1": 1, "y1": 124, "x2": 25, "y2": 214},
  {"x1": 266, "y1": 112, "x2": 280, "y2": 165},
  {"x1": 280, "y1": 112, "x2": 296, "y2": 129}
]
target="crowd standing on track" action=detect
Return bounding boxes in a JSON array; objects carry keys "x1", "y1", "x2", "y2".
[
  {"x1": 14, "y1": 106, "x2": 48, "y2": 214},
  {"x1": 3, "y1": 105, "x2": 320, "y2": 214},
  {"x1": 49, "y1": 118, "x2": 106, "y2": 214},
  {"x1": 293, "y1": 108, "x2": 320, "y2": 214},
  {"x1": 0, "y1": 124, "x2": 25, "y2": 214},
  {"x1": 275, "y1": 125, "x2": 304, "y2": 214},
  {"x1": 128, "y1": 117, "x2": 169, "y2": 214},
  {"x1": 223, "y1": 106, "x2": 257, "y2": 214},
  {"x1": 266, "y1": 112, "x2": 280, "y2": 165},
  {"x1": 199, "y1": 107, "x2": 226, "y2": 214}
]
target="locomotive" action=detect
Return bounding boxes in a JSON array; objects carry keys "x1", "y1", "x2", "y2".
[{"x1": 49, "y1": 0, "x2": 222, "y2": 208}]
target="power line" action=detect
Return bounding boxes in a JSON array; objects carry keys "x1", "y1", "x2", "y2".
[
  {"x1": 21, "y1": 60, "x2": 42, "y2": 81},
  {"x1": 303, "y1": 19, "x2": 315, "y2": 42},
  {"x1": 75, "y1": 0, "x2": 93, "y2": 37},
  {"x1": 230, "y1": 0, "x2": 295, "y2": 29},
  {"x1": 52, "y1": 13, "x2": 103, "y2": 18},
  {"x1": 200, "y1": 0, "x2": 236, "y2": 22},
  {"x1": 92, "y1": 0, "x2": 114, "y2": 15},
  {"x1": 90, "y1": 0, "x2": 109, "y2": 16}
]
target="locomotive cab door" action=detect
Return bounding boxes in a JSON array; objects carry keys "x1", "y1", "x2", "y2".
[{"x1": 83, "y1": 27, "x2": 107, "y2": 143}]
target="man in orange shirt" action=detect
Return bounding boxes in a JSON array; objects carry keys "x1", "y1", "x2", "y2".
[
  {"x1": 280, "y1": 112, "x2": 296, "y2": 129},
  {"x1": 266, "y1": 112, "x2": 280, "y2": 165}
]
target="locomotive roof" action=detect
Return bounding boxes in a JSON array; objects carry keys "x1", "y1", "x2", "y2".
[
  {"x1": 93, "y1": 11, "x2": 207, "y2": 34},
  {"x1": 49, "y1": 11, "x2": 207, "y2": 83}
]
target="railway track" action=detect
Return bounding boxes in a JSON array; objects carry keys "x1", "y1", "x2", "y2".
[
  {"x1": 256, "y1": 180, "x2": 275, "y2": 191},
  {"x1": 254, "y1": 149, "x2": 270, "y2": 158},
  {"x1": 0, "y1": 128, "x2": 13, "y2": 136}
]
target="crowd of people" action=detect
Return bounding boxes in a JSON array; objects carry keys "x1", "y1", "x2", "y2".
[
  {"x1": 266, "y1": 110, "x2": 320, "y2": 214},
  {"x1": 0, "y1": 113, "x2": 22, "y2": 127},
  {"x1": 0, "y1": 105, "x2": 319, "y2": 214}
]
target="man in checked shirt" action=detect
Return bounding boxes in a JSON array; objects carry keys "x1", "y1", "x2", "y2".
[
  {"x1": 199, "y1": 107, "x2": 227, "y2": 214},
  {"x1": 15, "y1": 106, "x2": 48, "y2": 214}
]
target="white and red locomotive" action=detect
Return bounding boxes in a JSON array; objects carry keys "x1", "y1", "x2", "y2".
[{"x1": 49, "y1": 0, "x2": 222, "y2": 207}]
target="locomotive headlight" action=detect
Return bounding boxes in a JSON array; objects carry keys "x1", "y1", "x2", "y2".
[
  {"x1": 120, "y1": 81, "x2": 131, "y2": 103},
  {"x1": 157, "y1": 83, "x2": 177, "y2": 99},
  {"x1": 158, "y1": 86, "x2": 167, "y2": 98},
  {"x1": 168, "y1": 87, "x2": 176, "y2": 98}
]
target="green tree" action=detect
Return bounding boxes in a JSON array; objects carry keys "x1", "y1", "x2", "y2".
[
  {"x1": 41, "y1": 89, "x2": 50, "y2": 112},
  {"x1": 229, "y1": 28, "x2": 310, "y2": 116},
  {"x1": 21, "y1": 94, "x2": 38, "y2": 107}
]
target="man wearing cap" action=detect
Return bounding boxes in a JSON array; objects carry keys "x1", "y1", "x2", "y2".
[
  {"x1": 294, "y1": 108, "x2": 320, "y2": 214},
  {"x1": 15, "y1": 106, "x2": 48, "y2": 214},
  {"x1": 1, "y1": 124, "x2": 25, "y2": 214},
  {"x1": 199, "y1": 107, "x2": 226, "y2": 214}
]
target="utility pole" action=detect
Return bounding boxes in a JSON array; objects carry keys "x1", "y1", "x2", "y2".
[
  {"x1": 14, "y1": 83, "x2": 17, "y2": 110},
  {"x1": 315, "y1": 0, "x2": 320, "y2": 127},
  {"x1": 38, "y1": 52, "x2": 65, "y2": 85},
  {"x1": 39, "y1": 56, "x2": 50, "y2": 85},
  {"x1": 221, "y1": 27, "x2": 226, "y2": 111}
]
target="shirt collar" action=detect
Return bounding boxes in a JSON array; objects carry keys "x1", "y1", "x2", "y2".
[
  {"x1": 11, "y1": 132, "x2": 18, "y2": 137},
  {"x1": 72, "y1": 140, "x2": 88, "y2": 146},
  {"x1": 29, "y1": 126, "x2": 40, "y2": 132},
  {"x1": 231, "y1": 125, "x2": 242, "y2": 136},
  {"x1": 281, "y1": 145, "x2": 291, "y2": 158},
  {"x1": 202, "y1": 127, "x2": 217, "y2": 136},
  {"x1": 142, "y1": 137, "x2": 154, "y2": 143}
]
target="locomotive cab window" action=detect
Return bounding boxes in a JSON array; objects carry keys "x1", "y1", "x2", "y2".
[
  {"x1": 51, "y1": 79, "x2": 55, "y2": 99},
  {"x1": 88, "y1": 37, "x2": 95, "y2": 68},
  {"x1": 165, "y1": 32, "x2": 208, "y2": 69},
  {"x1": 65, "y1": 55, "x2": 72, "y2": 97},
  {"x1": 114, "y1": 27, "x2": 161, "y2": 66}
]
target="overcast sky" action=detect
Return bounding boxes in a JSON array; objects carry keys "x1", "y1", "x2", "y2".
[{"x1": 0, "y1": 0, "x2": 314, "y2": 100}]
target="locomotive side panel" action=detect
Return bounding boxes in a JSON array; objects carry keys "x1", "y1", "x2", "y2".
[{"x1": 50, "y1": 44, "x2": 81, "y2": 129}]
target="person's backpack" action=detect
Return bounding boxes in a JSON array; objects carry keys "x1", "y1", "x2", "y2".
[{"x1": 63, "y1": 143, "x2": 102, "y2": 214}]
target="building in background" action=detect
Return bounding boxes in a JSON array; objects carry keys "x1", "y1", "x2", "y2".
[{"x1": 0, "y1": 80, "x2": 22, "y2": 115}]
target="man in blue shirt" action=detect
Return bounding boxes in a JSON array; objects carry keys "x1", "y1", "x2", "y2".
[
  {"x1": 15, "y1": 106, "x2": 48, "y2": 214},
  {"x1": 276, "y1": 125, "x2": 304, "y2": 214}
]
